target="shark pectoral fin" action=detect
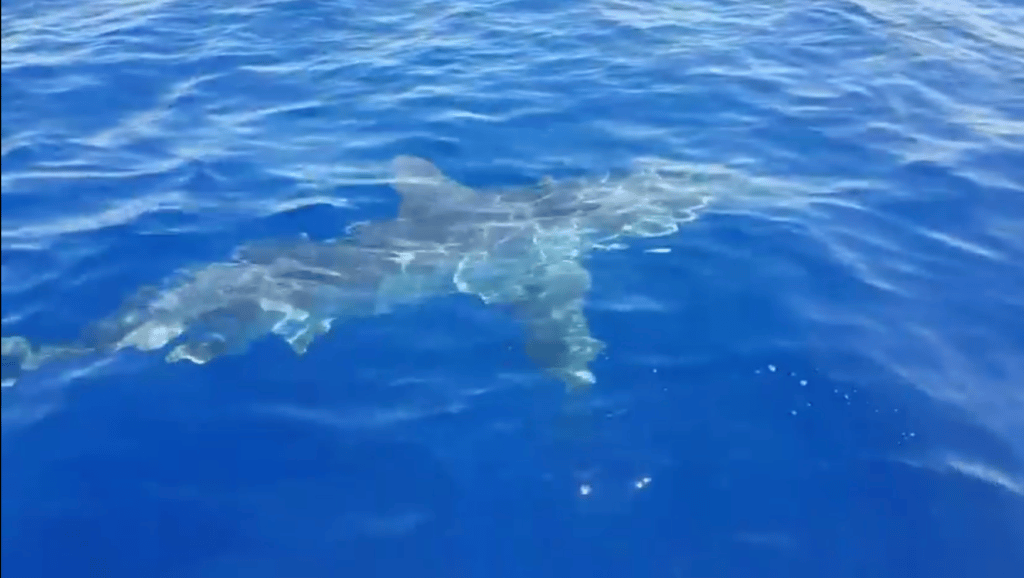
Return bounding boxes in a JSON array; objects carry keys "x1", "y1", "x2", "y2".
[
  {"x1": 514, "y1": 261, "x2": 605, "y2": 390},
  {"x1": 523, "y1": 311, "x2": 605, "y2": 390},
  {"x1": 390, "y1": 156, "x2": 478, "y2": 216}
]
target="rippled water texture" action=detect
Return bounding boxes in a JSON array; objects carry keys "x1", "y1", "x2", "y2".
[{"x1": 3, "y1": 0, "x2": 1023, "y2": 576}]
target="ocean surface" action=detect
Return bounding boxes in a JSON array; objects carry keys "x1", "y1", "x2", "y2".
[{"x1": 2, "y1": 0, "x2": 1023, "y2": 576}]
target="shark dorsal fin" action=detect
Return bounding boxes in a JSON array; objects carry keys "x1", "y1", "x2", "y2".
[{"x1": 390, "y1": 156, "x2": 477, "y2": 217}]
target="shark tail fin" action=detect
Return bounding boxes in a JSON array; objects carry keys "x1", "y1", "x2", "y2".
[
  {"x1": 1, "y1": 336, "x2": 31, "y2": 387},
  {"x1": 2, "y1": 336, "x2": 94, "y2": 387}
]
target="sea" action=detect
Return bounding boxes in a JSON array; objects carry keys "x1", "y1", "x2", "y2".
[{"x1": 2, "y1": 1, "x2": 1023, "y2": 577}]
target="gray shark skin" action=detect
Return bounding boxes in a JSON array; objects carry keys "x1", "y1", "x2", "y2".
[{"x1": 2, "y1": 156, "x2": 716, "y2": 390}]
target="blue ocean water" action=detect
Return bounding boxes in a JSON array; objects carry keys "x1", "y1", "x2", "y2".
[{"x1": 3, "y1": 0, "x2": 1024, "y2": 576}]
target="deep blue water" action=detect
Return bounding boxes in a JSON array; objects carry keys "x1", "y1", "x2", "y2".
[{"x1": 3, "y1": 0, "x2": 1024, "y2": 576}]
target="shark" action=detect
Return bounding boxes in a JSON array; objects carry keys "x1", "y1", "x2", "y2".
[{"x1": 2, "y1": 155, "x2": 721, "y2": 389}]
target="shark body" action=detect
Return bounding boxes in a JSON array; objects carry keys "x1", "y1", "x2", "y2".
[{"x1": 2, "y1": 156, "x2": 715, "y2": 389}]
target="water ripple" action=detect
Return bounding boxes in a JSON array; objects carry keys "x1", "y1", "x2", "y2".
[{"x1": 2, "y1": 1, "x2": 1023, "y2": 569}]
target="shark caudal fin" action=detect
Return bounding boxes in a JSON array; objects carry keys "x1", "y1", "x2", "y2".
[{"x1": 2, "y1": 336, "x2": 94, "y2": 387}]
